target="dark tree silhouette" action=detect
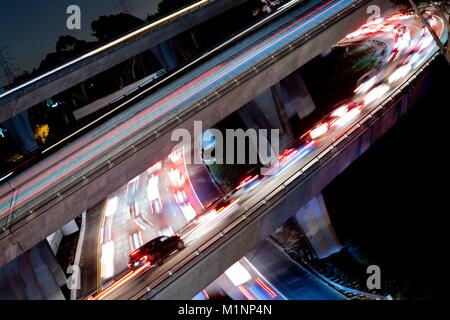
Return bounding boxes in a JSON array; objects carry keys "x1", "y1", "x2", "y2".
[
  {"x1": 146, "y1": 0, "x2": 196, "y2": 22},
  {"x1": 91, "y1": 13, "x2": 145, "y2": 42},
  {"x1": 37, "y1": 36, "x2": 91, "y2": 72},
  {"x1": 55, "y1": 35, "x2": 88, "y2": 53}
]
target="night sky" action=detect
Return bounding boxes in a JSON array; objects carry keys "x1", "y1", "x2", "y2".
[{"x1": 0, "y1": 0, "x2": 164, "y2": 87}]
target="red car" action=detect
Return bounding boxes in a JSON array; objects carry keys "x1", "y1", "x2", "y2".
[{"x1": 128, "y1": 235, "x2": 184, "y2": 270}]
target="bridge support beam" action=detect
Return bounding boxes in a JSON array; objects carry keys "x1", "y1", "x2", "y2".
[
  {"x1": 151, "y1": 40, "x2": 180, "y2": 72},
  {"x1": 2, "y1": 111, "x2": 38, "y2": 155},
  {"x1": 236, "y1": 71, "x2": 318, "y2": 152},
  {"x1": 60, "y1": 219, "x2": 79, "y2": 237},
  {"x1": 293, "y1": 193, "x2": 341, "y2": 259},
  {"x1": 0, "y1": 240, "x2": 66, "y2": 299},
  {"x1": 278, "y1": 70, "x2": 316, "y2": 121}
]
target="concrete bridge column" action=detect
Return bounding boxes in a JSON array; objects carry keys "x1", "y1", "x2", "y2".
[
  {"x1": 47, "y1": 219, "x2": 79, "y2": 255},
  {"x1": 236, "y1": 100, "x2": 283, "y2": 164},
  {"x1": 238, "y1": 100, "x2": 274, "y2": 131},
  {"x1": 2, "y1": 110, "x2": 38, "y2": 155},
  {"x1": 0, "y1": 241, "x2": 66, "y2": 300},
  {"x1": 293, "y1": 193, "x2": 341, "y2": 259},
  {"x1": 278, "y1": 70, "x2": 316, "y2": 120},
  {"x1": 237, "y1": 87, "x2": 296, "y2": 150},
  {"x1": 61, "y1": 219, "x2": 79, "y2": 236},
  {"x1": 151, "y1": 40, "x2": 180, "y2": 71}
]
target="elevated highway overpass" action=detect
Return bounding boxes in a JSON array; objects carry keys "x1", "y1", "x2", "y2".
[
  {"x1": 87, "y1": 11, "x2": 448, "y2": 299},
  {"x1": 0, "y1": 0, "x2": 400, "y2": 268},
  {"x1": 0, "y1": 0, "x2": 248, "y2": 123},
  {"x1": 93, "y1": 56, "x2": 443, "y2": 299}
]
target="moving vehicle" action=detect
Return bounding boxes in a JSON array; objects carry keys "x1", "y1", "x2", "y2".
[
  {"x1": 304, "y1": 100, "x2": 363, "y2": 141},
  {"x1": 128, "y1": 235, "x2": 184, "y2": 270}
]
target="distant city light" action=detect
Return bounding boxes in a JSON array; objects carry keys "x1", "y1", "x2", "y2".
[
  {"x1": 46, "y1": 98, "x2": 61, "y2": 108},
  {"x1": 225, "y1": 262, "x2": 252, "y2": 286},
  {"x1": 105, "y1": 196, "x2": 119, "y2": 217},
  {"x1": 101, "y1": 241, "x2": 115, "y2": 279}
]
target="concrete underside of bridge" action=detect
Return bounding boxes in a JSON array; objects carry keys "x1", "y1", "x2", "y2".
[
  {"x1": 0, "y1": 0, "x2": 395, "y2": 268},
  {"x1": 0, "y1": 0, "x2": 247, "y2": 123},
  {"x1": 142, "y1": 63, "x2": 435, "y2": 300},
  {"x1": 0, "y1": 241, "x2": 66, "y2": 300}
]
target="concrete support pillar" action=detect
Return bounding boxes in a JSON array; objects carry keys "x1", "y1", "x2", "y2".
[
  {"x1": 252, "y1": 90, "x2": 283, "y2": 131},
  {"x1": 46, "y1": 230, "x2": 63, "y2": 255},
  {"x1": 293, "y1": 193, "x2": 341, "y2": 259},
  {"x1": 238, "y1": 100, "x2": 273, "y2": 131},
  {"x1": 236, "y1": 100, "x2": 275, "y2": 163},
  {"x1": 2, "y1": 110, "x2": 38, "y2": 155},
  {"x1": 46, "y1": 219, "x2": 78, "y2": 255},
  {"x1": 237, "y1": 90, "x2": 292, "y2": 150},
  {"x1": 0, "y1": 241, "x2": 66, "y2": 300},
  {"x1": 61, "y1": 219, "x2": 79, "y2": 236},
  {"x1": 151, "y1": 40, "x2": 179, "y2": 71},
  {"x1": 278, "y1": 70, "x2": 316, "y2": 120}
]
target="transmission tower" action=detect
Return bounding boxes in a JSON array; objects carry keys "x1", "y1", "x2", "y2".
[{"x1": 0, "y1": 48, "x2": 15, "y2": 84}]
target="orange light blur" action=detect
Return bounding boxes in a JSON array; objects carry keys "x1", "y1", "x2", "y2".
[
  {"x1": 256, "y1": 277, "x2": 277, "y2": 298},
  {"x1": 88, "y1": 262, "x2": 151, "y2": 300},
  {"x1": 238, "y1": 285, "x2": 255, "y2": 300}
]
